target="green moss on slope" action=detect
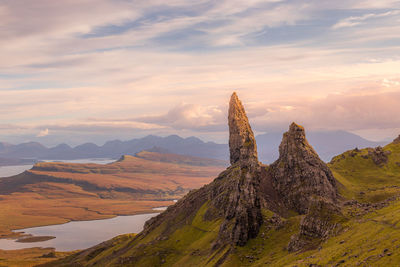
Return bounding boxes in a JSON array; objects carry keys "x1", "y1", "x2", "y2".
[{"x1": 330, "y1": 143, "x2": 400, "y2": 203}]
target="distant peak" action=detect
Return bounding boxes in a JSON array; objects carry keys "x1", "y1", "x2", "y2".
[{"x1": 228, "y1": 92, "x2": 258, "y2": 166}]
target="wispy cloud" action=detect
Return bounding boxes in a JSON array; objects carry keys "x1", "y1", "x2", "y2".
[{"x1": 332, "y1": 10, "x2": 400, "y2": 29}]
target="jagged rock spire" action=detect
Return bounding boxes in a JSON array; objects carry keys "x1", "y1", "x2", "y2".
[
  {"x1": 270, "y1": 122, "x2": 337, "y2": 214},
  {"x1": 228, "y1": 92, "x2": 258, "y2": 166},
  {"x1": 279, "y1": 122, "x2": 318, "y2": 159}
]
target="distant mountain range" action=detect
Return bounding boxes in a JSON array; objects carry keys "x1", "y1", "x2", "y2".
[
  {"x1": 0, "y1": 135, "x2": 227, "y2": 161},
  {"x1": 0, "y1": 131, "x2": 388, "y2": 165}
]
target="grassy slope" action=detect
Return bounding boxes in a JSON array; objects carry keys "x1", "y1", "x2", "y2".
[
  {"x1": 44, "y1": 202, "x2": 224, "y2": 267},
  {"x1": 48, "y1": 142, "x2": 400, "y2": 266},
  {"x1": 330, "y1": 142, "x2": 400, "y2": 203}
]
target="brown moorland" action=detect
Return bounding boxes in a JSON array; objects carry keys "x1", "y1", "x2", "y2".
[
  {"x1": 0, "y1": 152, "x2": 225, "y2": 237},
  {"x1": 0, "y1": 247, "x2": 74, "y2": 267},
  {"x1": 0, "y1": 152, "x2": 225, "y2": 265}
]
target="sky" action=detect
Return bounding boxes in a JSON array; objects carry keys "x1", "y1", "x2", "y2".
[{"x1": 1, "y1": 0, "x2": 400, "y2": 146}]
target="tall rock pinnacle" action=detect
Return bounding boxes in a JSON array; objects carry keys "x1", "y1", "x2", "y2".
[{"x1": 228, "y1": 92, "x2": 258, "y2": 166}]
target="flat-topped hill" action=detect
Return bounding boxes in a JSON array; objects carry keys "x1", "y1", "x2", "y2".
[{"x1": 133, "y1": 151, "x2": 228, "y2": 167}]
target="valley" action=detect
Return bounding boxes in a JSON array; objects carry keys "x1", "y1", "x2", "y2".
[{"x1": 0, "y1": 151, "x2": 225, "y2": 266}]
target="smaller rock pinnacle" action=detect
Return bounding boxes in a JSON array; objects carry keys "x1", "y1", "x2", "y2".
[{"x1": 271, "y1": 122, "x2": 337, "y2": 214}]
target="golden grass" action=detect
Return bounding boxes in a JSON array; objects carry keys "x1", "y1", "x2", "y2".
[{"x1": 0, "y1": 248, "x2": 74, "y2": 267}]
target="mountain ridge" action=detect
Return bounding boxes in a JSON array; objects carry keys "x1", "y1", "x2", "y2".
[{"x1": 0, "y1": 135, "x2": 227, "y2": 161}]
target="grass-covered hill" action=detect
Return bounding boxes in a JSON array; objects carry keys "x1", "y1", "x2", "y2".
[{"x1": 330, "y1": 139, "x2": 400, "y2": 204}]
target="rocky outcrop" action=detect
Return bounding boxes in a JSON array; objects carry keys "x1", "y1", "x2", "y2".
[
  {"x1": 208, "y1": 166, "x2": 262, "y2": 247},
  {"x1": 288, "y1": 197, "x2": 341, "y2": 252},
  {"x1": 270, "y1": 123, "x2": 338, "y2": 214},
  {"x1": 228, "y1": 92, "x2": 258, "y2": 167},
  {"x1": 368, "y1": 146, "x2": 391, "y2": 166},
  {"x1": 393, "y1": 135, "x2": 400, "y2": 144},
  {"x1": 268, "y1": 123, "x2": 340, "y2": 252}
]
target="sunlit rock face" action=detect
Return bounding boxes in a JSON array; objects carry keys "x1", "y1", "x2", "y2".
[{"x1": 228, "y1": 92, "x2": 258, "y2": 167}]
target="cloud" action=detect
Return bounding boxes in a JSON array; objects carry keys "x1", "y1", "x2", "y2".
[
  {"x1": 0, "y1": 0, "x2": 138, "y2": 39},
  {"x1": 134, "y1": 103, "x2": 226, "y2": 132},
  {"x1": 251, "y1": 90, "x2": 400, "y2": 132},
  {"x1": 2, "y1": 87, "x2": 400, "y2": 145},
  {"x1": 45, "y1": 121, "x2": 165, "y2": 132},
  {"x1": 36, "y1": 128, "x2": 49, "y2": 137},
  {"x1": 332, "y1": 10, "x2": 400, "y2": 29},
  {"x1": 382, "y1": 78, "x2": 400, "y2": 87},
  {"x1": 97, "y1": 88, "x2": 400, "y2": 135}
]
